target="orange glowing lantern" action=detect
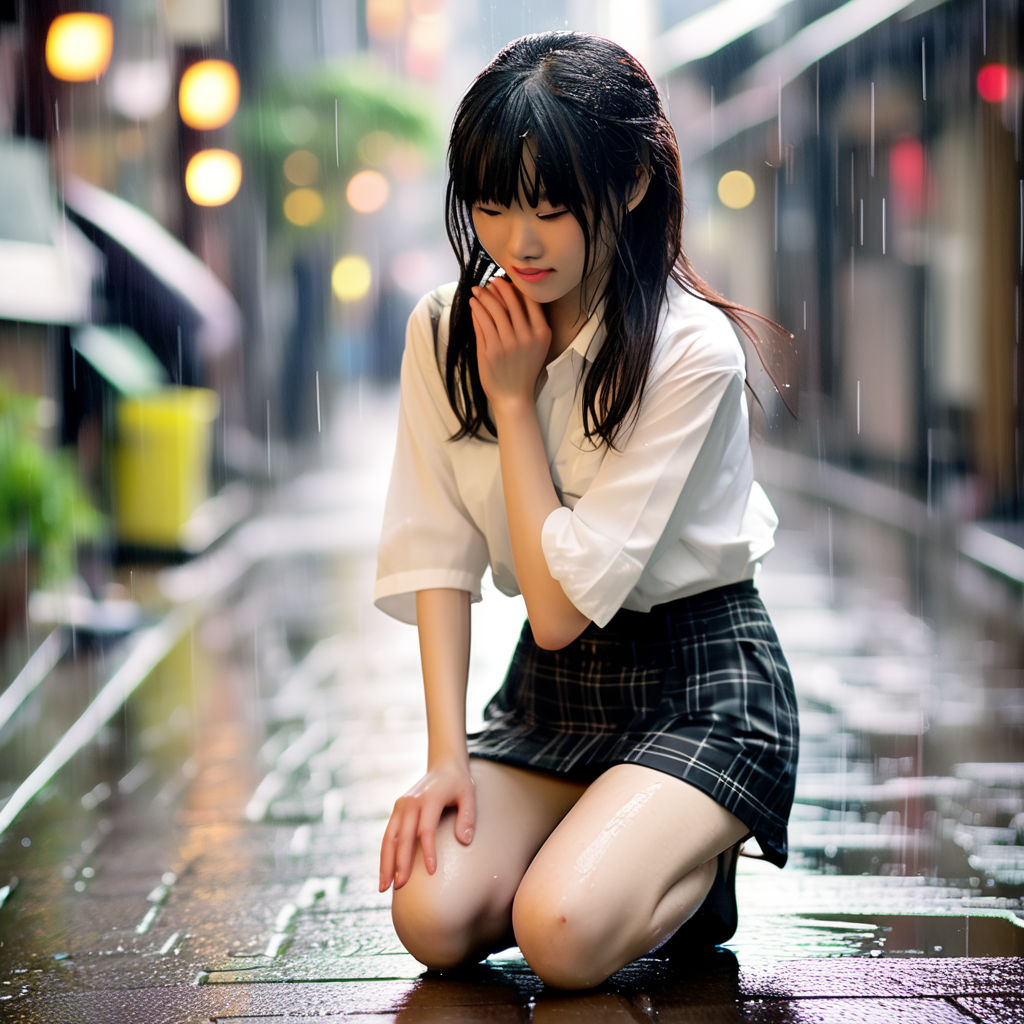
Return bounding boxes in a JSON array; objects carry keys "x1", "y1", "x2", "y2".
[
  {"x1": 184, "y1": 149, "x2": 242, "y2": 206},
  {"x1": 45, "y1": 13, "x2": 114, "y2": 82},
  {"x1": 179, "y1": 60, "x2": 240, "y2": 130}
]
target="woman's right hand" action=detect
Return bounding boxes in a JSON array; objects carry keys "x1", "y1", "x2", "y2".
[{"x1": 379, "y1": 758, "x2": 476, "y2": 892}]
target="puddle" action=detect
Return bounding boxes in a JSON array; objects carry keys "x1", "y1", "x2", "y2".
[{"x1": 787, "y1": 912, "x2": 1024, "y2": 958}]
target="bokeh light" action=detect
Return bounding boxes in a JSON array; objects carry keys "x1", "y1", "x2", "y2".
[
  {"x1": 346, "y1": 170, "x2": 390, "y2": 214},
  {"x1": 367, "y1": 0, "x2": 405, "y2": 40},
  {"x1": 283, "y1": 188, "x2": 325, "y2": 227},
  {"x1": 977, "y1": 63, "x2": 1010, "y2": 104},
  {"x1": 717, "y1": 170, "x2": 756, "y2": 210},
  {"x1": 331, "y1": 255, "x2": 372, "y2": 302},
  {"x1": 283, "y1": 149, "x2": 320, "y2": 187},
  {"x1": 45, "y1": 13, "x2": 114, "y2": 82},
  {"x1": 179, "y1": 60, "x2": 240, "y2": 130},
  {"x1": 184, "y1": 149, "x2": 242, "y2": 206}
]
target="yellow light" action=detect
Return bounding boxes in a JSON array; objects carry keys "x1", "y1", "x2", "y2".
[
  {"x1": 283, "y1": 188, "x2": 325, "y2": 227},
  {"x1": 331, "y1": 255, "x2": 372, "y2": 303},
  {"x1": 283, "y1": 149, "x2": 319, "y2": 187},
  {"x1": 717, "y1": 170, "x2": 756, "y2": 210},
  {"x1": 45, "y1": 13, "x2": 113, "y2": 82},
  {"x1": 178, "y1": 60, "x2": 239, "y2": 130},
  {"x1": 185, "y1": 149, "x2": 242, "y2": 206},
  {"x1": 346, "y1": 170, "x2": 390, "y2": 214},
  {"x1": 367, "y1": 0, "x2": 405, "y2": 40}
]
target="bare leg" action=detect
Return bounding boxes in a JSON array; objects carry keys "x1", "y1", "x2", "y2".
[
  {"x1": 391, "y1": 758, "x2": 585, "y2": 969},
  {"x1": 512, "y1": 763, "x2": 748, "y2": 989}
]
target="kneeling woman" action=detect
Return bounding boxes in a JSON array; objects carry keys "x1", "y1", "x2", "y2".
[{"x1": 374, "y1": 31, "x2": 799, "y2": 990}]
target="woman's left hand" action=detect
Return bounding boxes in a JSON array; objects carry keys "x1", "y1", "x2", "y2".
[{"x1": 470, "y1": 277, "x2": 551, "y2": 409}]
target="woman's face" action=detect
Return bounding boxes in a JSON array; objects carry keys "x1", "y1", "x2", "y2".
[{"x1": 469, "y1": 147, "x2": 604, "y2": 317}]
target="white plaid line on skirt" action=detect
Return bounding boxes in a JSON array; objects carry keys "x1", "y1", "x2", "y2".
[{"x1": 466, "y1": 580, "x2": 799, "y2": 867}]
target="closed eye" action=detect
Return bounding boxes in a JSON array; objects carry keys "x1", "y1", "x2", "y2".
[{"x1": 537, "y1": 209, "x2": 569, "y2": 221}]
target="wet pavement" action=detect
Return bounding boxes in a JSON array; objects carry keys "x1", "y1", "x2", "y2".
[{"x1": 0, "y1": 385, "x2": 1022, "y2": 1022}]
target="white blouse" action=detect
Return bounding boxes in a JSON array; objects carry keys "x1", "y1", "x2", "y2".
[{"x1": 374, "y1": 279, "x2": 778, "y2": 629}]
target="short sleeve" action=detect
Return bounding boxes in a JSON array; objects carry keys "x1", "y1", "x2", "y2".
[
  {"x1": 374, "y1": 292, "x2": 489, "y2": 624},
  {"x1": 541, "y1": 331, "x2": 751, "y2": 627}
]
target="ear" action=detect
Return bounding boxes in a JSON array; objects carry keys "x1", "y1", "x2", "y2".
[{"x1": 626, "y1": 166, "x2": 652, "y2": 212}]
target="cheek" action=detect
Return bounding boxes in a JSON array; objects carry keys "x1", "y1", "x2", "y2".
[{"x1": 471, "y1": 216, "x2": 500, "y2": 258}]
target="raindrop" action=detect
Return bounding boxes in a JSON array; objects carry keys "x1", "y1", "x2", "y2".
[
  {"x1": 19, "y1": 838, "x2": 30, "y2": 848},
  {"x1": 777, "y1": 76, "x2": 783, "y2": 163},
  {"x1": 815, "y1": 63, "x2": 820, "y2": 137},
  {"x1": 921, "y1": 37, "x2": 927, "y2": 101},
  {"x1": 882, "y1": 197, "x2": 887, "y2": 255},
  {"x1": 870, "y1": 82, "x2": 875, "y2": 177},
  {"x1": 334, "y1": 97, "x2": 340, "y2": 168},
  {"x1": 316, "y1": 371, "x2": 322, "y2": 433},
  {"x1": 856, "y1": 380, "x2": 862, "y2": 435}
]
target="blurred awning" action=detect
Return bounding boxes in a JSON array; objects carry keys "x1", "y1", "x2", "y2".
[
  {"x1": 63, "y1": 176, "x2": 241, "y2": 369},
  {"x1": 0, "y1": 135, "x2": 99, "y2": 325}
]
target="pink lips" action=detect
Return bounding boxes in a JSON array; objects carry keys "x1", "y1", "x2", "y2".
[{"x1": 512, "y1": 267, "x2": 552, "y2": 283}]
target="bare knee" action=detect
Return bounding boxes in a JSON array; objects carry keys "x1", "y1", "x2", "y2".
[
  {"x1": 392, "y1": 867, "x2": 515, "y2": 971},
  {"x1": 512, "y1": 880, "x2": 617, "y2": 990},
  {"x1": 392, "y1": 876, "x2": 477, "y2": 969}
]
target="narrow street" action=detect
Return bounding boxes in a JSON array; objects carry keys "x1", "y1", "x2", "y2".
[{"x1": 0, "y1": 386, "x2": 1021, "y2": 1022}]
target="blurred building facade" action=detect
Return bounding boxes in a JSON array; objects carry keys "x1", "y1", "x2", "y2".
[{"x1": 0, "y1": 0, "x2": 1020, "y2": 622}]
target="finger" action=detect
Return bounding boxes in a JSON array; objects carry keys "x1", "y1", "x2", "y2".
[
  {"x1": 489, "y1": 278, "x2": 531, "y2": 340},
  {"x1": 379, "y1": 814, "x2": 401, "y2": 891},
  {"x1": 470, "y1": 299, "x2": 500, "y2": 356},
  {"x1": 453, "y1": 785, "x2": 476, "y2": 845},
  {"x1": 472, "y1": 286, "x2": 513, "y2": 341},
  {"x1": 418, "y1": 804, "x2": 441, "y2": 875},
  {"x1": 392, "y1": 803, "x2": 422, "y2": 890}
]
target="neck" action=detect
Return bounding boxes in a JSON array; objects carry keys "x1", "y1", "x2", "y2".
[{"x1": 544, "y1": 298, "x2": 590, "y2": 360}]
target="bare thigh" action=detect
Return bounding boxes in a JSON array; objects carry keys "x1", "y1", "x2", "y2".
[
  {"x1": 391, "y1": 758, "x2": 585, "y2": 968},
  {"x1": 513, "y1": 763, "x2": 748, "y2": 988}
]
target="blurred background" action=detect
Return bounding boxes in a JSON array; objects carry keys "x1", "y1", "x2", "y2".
[
  {"x1": 1, "y1": 0, "x2": 1020, "y2": 613},
  {"x1": 0, "y1": 0, "x2": 1022, "y2": 994}
]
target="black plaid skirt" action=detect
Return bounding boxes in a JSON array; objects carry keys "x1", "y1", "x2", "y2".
[{"x1": 466, "y1": 580, "x2": 799, "y2": 867}]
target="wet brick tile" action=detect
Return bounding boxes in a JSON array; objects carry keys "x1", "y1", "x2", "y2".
[
  {"x1": 738, "y1": 956, "x2": 1024, "y2": 998},
  {"x1": 738, "y1": 998, "x2": 975, "y2": 1023},
  {"x1": 953, "y1": 995, "x2": 1024, "y2": 1023}
]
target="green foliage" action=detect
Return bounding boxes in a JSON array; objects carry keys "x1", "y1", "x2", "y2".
[
  {"x1": 0, "y1": 381, "x2": 103, "y2": 584},
  {"x1": 238, "y1": 58, "x2": 441, "y2": 236}
]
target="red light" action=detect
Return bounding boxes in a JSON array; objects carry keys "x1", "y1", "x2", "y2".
[
  {"x1": 977, "y1": 63, "x2": 1009, "y2": 104},
  {"x1": 890, "y1": 138, "x2": 926, "y2": 218}
]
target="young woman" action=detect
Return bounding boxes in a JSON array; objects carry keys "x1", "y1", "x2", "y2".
[{"x1": 374, "y1": 31, "x2": 798, "y2": 990}]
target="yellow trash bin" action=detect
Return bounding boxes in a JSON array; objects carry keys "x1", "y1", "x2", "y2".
[{"x1": 113, "y1": 387, "x2": 219, "y2": 547}]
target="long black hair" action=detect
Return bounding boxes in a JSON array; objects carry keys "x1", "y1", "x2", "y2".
[{"x1": 443, "y1": 31, "x2": 790, "y2": 446}]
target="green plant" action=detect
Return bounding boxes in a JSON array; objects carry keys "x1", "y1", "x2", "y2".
[{"x1": 0, "y1": 381, "x2": 103, "y2": 585}]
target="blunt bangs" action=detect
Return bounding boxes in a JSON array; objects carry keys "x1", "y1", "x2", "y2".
[{"x1": 450, "y1": 84, "x2": 587, "y2": 213}]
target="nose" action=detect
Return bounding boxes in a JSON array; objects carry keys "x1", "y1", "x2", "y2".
[{"x1": 509, "y1": 212, "x2": 543, "y2": 261}]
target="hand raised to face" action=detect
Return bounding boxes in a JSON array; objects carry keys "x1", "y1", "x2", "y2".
[{"x1": 470, "y1": 276, "x2": 552, "y2": 410}]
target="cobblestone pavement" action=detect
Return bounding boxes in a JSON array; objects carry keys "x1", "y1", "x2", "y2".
[{"x1": 0, "y1": 387, "x2": 1021, "y2": 1022}]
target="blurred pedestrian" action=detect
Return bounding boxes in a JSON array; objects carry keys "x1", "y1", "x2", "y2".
[{"x1": 374, "y1": 31, "x2": 798, "y2": 990}]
